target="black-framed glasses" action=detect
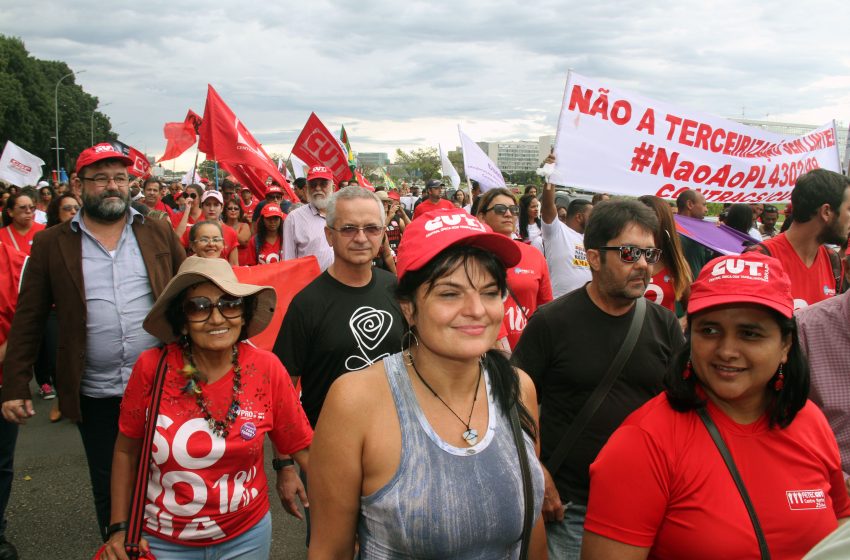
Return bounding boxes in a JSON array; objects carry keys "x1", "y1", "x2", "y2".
[
  {"x1": 186, "y1": 193, "x2": 198, "y2": 199},
  {"x1": 599, "y1": 246, "x2": 662, "y2": 264},
  {"x1": 329, "y1": 225, "x2": 385, "y2": 238},
  {"x1": 80, "y1": 175, "x2": 130, "y2": 187},
  {"x1": 183, "y1": 296, "x2": 244, "y2": 322},
  {"x1": 483, "y1": 204, "x2": 519, "y2": 216}
]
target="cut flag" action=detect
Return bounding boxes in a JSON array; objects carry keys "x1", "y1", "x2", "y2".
[
  {"x1": 291, "y1": 113, "x2": 354, "y2": 184},
  {"x1": 439, "y1": 143, "x2": 461, "y2": 188},
  {"x1": 197, "y1": 84, "x2": 296, "y2": 202},
  {"x1": 0, "y1": 141, "x2": 45, "y2": 187},
  {"x1": 458, "y1": 126, "x2": 505, "y2": 192},
  {"x1": 110, "y1": 140, "x2": 151, "y2": 179},
  {"x1": 158, "y1": 109, "x2": 201, "y2": 162}
]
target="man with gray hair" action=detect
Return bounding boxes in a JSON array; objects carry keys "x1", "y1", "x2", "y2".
[{"x1": 282, "y1": 165, "x2": 336, "y2": 270}]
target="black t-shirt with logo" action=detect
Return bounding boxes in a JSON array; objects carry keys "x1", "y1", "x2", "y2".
[
  {"x1": 273, "y1": 269, "x2": 404, "y2": 427},
  {"x1": 512, "y1": 286, "x2": 684, "y2": 505}
]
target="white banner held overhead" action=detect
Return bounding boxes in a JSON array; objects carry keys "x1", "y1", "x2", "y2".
[
  {"x1": 439, "y1": 143, "x2": 461, "y2": 188},
  {"x1": 550, "y1": 72, "x2": 841, "y2": 204},
  {"x1": 0, "y1": 141, "x2": 45, "y2": 187},
  {"x1": 458, "y1": 126, "x2": 506, "y2": 192},
  {"x1": 290, "y1": 153, "x2": 308, "y2": 179}
]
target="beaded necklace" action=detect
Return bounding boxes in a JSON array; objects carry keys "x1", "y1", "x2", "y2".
[{"x1": 181, "y1": 343, "x2": 242, "y2": 438}]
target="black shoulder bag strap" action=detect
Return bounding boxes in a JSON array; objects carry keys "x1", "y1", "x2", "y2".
[
  {"x1": 509, "y1": 404, "x2": 534, "y2": 560},
  {"x1": 506, "y1": 285, "x2": 530, "y2": 322},
  {"x1": 124, "y1": 348, "x2": 169, "y2": 559},
  {"x1": 545, "y1": 296, "x2": 647, "y2": 476},
  {"x1": 697, "y1": 407, "x2": 771, "y2": 560}
]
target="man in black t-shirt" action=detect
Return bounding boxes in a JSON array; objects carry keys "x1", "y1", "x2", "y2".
[{"x1": 512, "y1": 199, "x2": 684, "y2": 560}]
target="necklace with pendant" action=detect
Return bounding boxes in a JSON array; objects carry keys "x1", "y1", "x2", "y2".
[
  {"x1": 181, "y1": 344, "x2": 242, "y2": 438},
  {"x1": 409, "y1": 355, "x2": 482, "y2": 446}
]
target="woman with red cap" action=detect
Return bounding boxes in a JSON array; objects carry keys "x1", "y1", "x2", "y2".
[
  {"x1": 308, "y1": 208, "x2": 546, "y2": 558},
  {"x1": 245, "y1": 204, "x2": 286, "y2": 265},
  {"x1": 582, "y1": 253, "x2": 850, "y2": 560}
]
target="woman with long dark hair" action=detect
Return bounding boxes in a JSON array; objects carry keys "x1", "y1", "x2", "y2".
[
  {"x1": 638, "y1": 195, "x2": 692, "y2": 314},
  {"x1": 308, "y1": 208, "x2": 546, "y2": 558},
  {"x1": 518, "y1": 193, "x2": 543, "y2": 252},
  {"x1": 246, "y1": 204, "x2": 285, "y2": 265},
  {"x1": 725, "y1": 203, "x2": 755, "y2": 237},
  {"x1": 583, "y1": 253, "x2": 850, "y2": 559},
  {"x1": 223, "y1": 199, "x2": 252, "y2": 266}
]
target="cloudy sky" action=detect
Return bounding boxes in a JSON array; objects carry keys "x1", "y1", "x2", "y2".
[{"x1": 2, "y1": 0, "x2": 849, "y2": 170}]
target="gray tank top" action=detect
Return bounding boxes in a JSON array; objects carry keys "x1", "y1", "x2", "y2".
[{"x1": 358, "y1": 352, "x2": 544, "y2": 559}]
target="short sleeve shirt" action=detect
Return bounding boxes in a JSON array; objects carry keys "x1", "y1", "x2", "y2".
[
  {"x1": 504, "y1": 241, "x2": 553, "y2": 349},
  {"x1": 541, "y1": 220, "x2": 591, "y2": 298},
  {"x1": 760, "y1": 233, "x2": 837, "y2": 310}
]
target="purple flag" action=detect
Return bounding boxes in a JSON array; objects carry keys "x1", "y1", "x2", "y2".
[{"x1": 674, "y1": 214, "x2": 757, "y2": 255}]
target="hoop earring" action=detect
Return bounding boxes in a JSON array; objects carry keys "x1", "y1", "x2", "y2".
[
  {"x1": 401, "y1": 326, "x2": 419, "y2": 366},
  {"x1": 682, "y1": 359, "x2": 693, "y2": 380},
  {"x1": 774, "y1": 363, "x2": 785, "y2": 391}
]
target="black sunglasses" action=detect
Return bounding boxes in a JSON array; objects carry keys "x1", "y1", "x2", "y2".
[
  {"x1": 186, "y1": 193, "x2": 198, "y2": 199},
  {"x1": 183, "y1": 296, "x2": 244, "y2": 322},
  {"x1": 483, "y1": 204, "x2": 519, "y2": 216},
  {"x1": 599, "y1": 246, "x2": 662, "y2": 264}
]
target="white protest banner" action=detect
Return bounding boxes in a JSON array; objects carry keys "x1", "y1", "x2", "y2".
[
  {"x1": 290, "y1": 153, "x2": 308, "y2": 179},
  {"x1": 458, "y1": 126, "x2": 506, "y2": 192},
  {"x1": 439, "y1": 143, "x2": 461, "y2": 188},
  {"x1": 551, "y1": 72, "x2": 841, "y2": 204},
  {"x1": 0, "y1": 141, "x2": 45, "y2": 187}
]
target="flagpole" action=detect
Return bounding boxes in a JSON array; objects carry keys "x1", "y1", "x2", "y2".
[
  {"x1": 214, "y1": 161, "x2": 220, "y2": 190},
  {"x1": 191, "y1": 146, "x2": 200, "y2": 185}
]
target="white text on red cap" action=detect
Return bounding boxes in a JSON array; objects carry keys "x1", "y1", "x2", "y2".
[
  {"x1": 711, "y1": 259, "x2": 768, "y2": 280},
  {"x1": 425, "y1": 213, "x2": 486, "y2": 233}
]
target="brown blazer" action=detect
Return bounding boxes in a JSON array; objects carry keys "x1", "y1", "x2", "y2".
[{"x1": 0, "y1": 215, "x2": 186, "y2": 421}]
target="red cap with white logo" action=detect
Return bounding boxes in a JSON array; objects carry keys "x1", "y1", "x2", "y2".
[
  {"x1": 688, "y1": 253, "x2": 793, "y2": 318},
  {"x1": 395, "y1": 208, "x2": 521, "y2": 281},
  {"x1": 75, "y1": 143, "x2": 133, "y2": 174},
  {"x1": 307, "y1": 166, "x2": 334, "y2": 182}
]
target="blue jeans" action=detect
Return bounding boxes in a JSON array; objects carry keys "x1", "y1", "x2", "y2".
[
  {"x1": 144, "y1": 511, "x2": 271, "y2": 559},
  {"x1": 545, "y1": 502, "x2": 587, "y2": 560}
]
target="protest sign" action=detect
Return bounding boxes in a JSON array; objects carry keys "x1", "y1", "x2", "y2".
[
  {"x1": 551, "y1": 72, "x2": 841, "y2": 203},
  {"x1": 0, "y1": 141, "x2": 44, "y2": 187},
  {"x1": 458, "y1": 126, "x2": 506, "y2": 191}
]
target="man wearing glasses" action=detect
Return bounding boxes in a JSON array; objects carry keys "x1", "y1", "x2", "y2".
[
  {"x1": 513, "y1": 199, "x2": 683, "y2": 560},
  {"x1": 282, "y1": 166, "x2": 337, "y2": 271},
  {"x1": 0, "y1": 143, "x2": 186, "y2": 542}
]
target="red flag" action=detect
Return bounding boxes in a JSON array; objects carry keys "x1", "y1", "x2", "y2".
[
  {"x1": 231, "y1": 257, "x2": 321, "y2": 351},
  {"x1": 355, "y1": 170, "x2": 374, "y2": 190},
  {"x1": 291, "y1": 112, "x2": 354, "y2": 184},
  {"x1": 197, "y1": 84, "x2": 296, "y2": 201},
  {"x1": 110, "y1": 140, "x2": 150, "y2": 179},
  {"x1": 158, "y1": 121, "x2": 196, "y2": 162},
  {"x1": 185, "y1": 109, "x2": 202, "y2": 132}
]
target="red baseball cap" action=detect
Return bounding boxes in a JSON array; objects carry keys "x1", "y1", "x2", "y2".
[
  {"x1": 266, "y1": 184, "x2": 283, "y2": 195},
  {"x1": 307, "y1": 166, "x2": 334, "y2": 182},
  {"x1": 75, "y1": 143, "x2": 133, "y2": 174},
  {"x1": 261, "y1": 204, "x2": 285, "y2": 219},
  {"x1": 396, "y1": 208, "x2": 521, "y2": 281},
  {"x1": 688, "y1": 253, "x2": 793, "y2": 318},
  {"x1": 387, "y1": 190, "x2": 401, "y2": 202}
]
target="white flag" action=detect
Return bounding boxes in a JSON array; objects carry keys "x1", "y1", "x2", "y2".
[
  {"x1": 439, "y1": 144, "x2": 461, "y2": 188},
  {"x1": 0, "y1": 141, "x2": 45, "y2": 187},
  {"x1": 290, "y1": 153, "x2": 308, "y2": 179},
  {"x1": 458, "y1": 126, "x2": 506, "y2": 192},
  {"x1": 181, "y1": 169, "x2": 202, "y2": 185}
]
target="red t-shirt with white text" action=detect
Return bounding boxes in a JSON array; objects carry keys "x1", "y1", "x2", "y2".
[
  {"x1": 119, "y1": 343, "x2": 313, "y2": 545},
  {"x1": 760, "y1": 233, "x2": 836, "y2": 310},
  {"x1": 644, "y1": 267, "x2": 676, "y2": 313},
  {"x1": 244, "y1": 235, "x2": 283, "y2": 266},
  {"x1": 504, "y1": 242, "x2": 553, "y2": 349}
]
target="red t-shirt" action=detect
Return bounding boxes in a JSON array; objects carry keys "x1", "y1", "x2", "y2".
[
  {"x1": 760, "y1": 233, "x2": 836, "y2": 310},
  {"x1": 244, "y1": 236, "x2": 283, "y2": 266},
  {"x1": 181, "y1": 223, "x2": 239, "y2": 260},
  {"x1": 645, "y1": 267, "x2": 676, "y2": 313},
  {"x1": 585, "y1": 394, "x2": 850, "y2": 560},
  {"x1": 150, "y1": 200, "x2": 175, "y2": 217},
  {"x1": 504, "y1": 242, "x2": 553, "y2": 349},
  {"x1": 119, "y1": 343, "x2": 312, "y2": 545},
  {"x1": 412, "y1": 198, "x2": 455, "y2": 220},
  {"x1": 0, "y1": 242, "x2": 27, "y2": 385},
  {"x1": 0, "y1": 222, "x2": 44, "y2": 256},
  {"x1": 239, "y1": 197, "x2": 258, "y2": 218},
  {"x1": 170, "y1": 210, "x2": 201, "y2": 230}
]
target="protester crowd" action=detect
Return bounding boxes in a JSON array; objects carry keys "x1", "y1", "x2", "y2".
[{"x1": 1, "y1": 141, "x2": 850, "y2": 559}]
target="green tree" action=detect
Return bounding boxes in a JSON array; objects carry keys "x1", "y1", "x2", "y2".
[
  {"x1": 447, "y1": 150, "x2": 466, "y2": 182},
  {"x1": 394, "y1": 147, "x2": 440, "y2": 182},
  {"x1": 0, "y1": 35, "x2": 116, "y2": 178}
]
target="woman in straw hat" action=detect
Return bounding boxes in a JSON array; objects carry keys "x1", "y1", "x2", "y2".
[
  {"x1": 582, "y1": 253, "x2": 850, "y2": 559},
  {"x1": 308, "y1": 209, "x2": 546, "y2": 559},
  {"x1": 102, "y1": 256, "x2": 312, "y2": 559}
]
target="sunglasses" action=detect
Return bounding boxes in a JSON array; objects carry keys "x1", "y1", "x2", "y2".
[
  {"x1": 183, "y1": 295, "x2": 244, "y2": 322},
  {"x1": 329, "y1": 225, "x2": 385, "y2": 238},
  {"x1": 484, "y1": 204, "x2": 519, "y2": 216},
  {"x1": 599, "y1": 246, "x2": 663, "y2": 264},
  {"x1": 186, "y1": 193, "x2": 198, "y2": 199},
  {"x1": 15, "y1": 205, "x2": 36, "y2": 211},
  {"x1": 61, "y1": 204, "x2": 80, "y2": 212}
]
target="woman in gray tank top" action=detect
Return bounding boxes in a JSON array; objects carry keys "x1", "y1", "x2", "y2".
[{"x1": 308, "y1": 209, "x2": 546, "y2": 559}]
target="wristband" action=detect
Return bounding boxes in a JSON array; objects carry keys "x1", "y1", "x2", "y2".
[
  {"x1": 273, "y1": 458, "x2": 295, "y2": 471},
  {"x1": 106, "y1": 521, "x2": 129, "y2": 538}
]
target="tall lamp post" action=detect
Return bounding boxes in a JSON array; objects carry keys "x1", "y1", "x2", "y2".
[
  {"x1": 90, "y1": 102, "x2": 112, "y2": 145},
  {"x1": 54, "y1": 69, "x2": 85, "y2": 176}
]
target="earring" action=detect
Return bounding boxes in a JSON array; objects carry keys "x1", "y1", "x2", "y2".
[
  {"x1": 401, "y1": 326, "x2": 419, "y2": 366},
  {"x1": 774, "y1": 364, "x2": 785, "y2": 391},
  {"x1": 682, "y1": 360, "x2": 693, "y2": 380}
]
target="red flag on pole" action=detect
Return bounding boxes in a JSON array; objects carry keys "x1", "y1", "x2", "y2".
[
  {"x1": 158, "y1": 121, "x2": 197, "y2": 162},
  {"x1": 291, "y1": 112, "x2": 354, "y2": 184},
  {"x1": 197, "y1": 84, "x2": 296, "y2": 201},
  {"x1": 355, "y1": 170, "x2": 374, "y2": 190}
]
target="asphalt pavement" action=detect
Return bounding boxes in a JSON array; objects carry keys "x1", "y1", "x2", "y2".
[{"x1": 4, "y1": 382, "x2": 308, "y2": 559}]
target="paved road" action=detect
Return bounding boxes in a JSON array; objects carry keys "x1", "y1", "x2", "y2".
[{"x1": 5, "y1": 383, "x2": 308, "y2": 559}]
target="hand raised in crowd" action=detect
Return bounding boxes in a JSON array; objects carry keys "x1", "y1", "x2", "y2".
[
  {"x1": 541, "y1": 466, "x2": 565, "y2": 523},
  {"x1": 276, "y1": 466, "x2": 309, "y2": 520},
  {"x1": 1, "y1": 399, "x2": 35, "y2": 424}
]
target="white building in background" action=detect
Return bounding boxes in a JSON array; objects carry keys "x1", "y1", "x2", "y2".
[{"x1": 732, "y1": 118, "x2": 849, "y2": 174}]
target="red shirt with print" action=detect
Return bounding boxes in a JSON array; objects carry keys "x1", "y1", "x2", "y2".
[
  {"x1": 645, "y1": 267, "x2": 676, "y2": 313},
  {"x1": 760, "y1": 233, "x2": 837, "y2": 310},
  {"x1": 244, "y1": 235, "x2": 283, "y2": 266},
  {"x1": 503, "y1": 242, "x2": 553, "y2": 349},
  {"x1": 119, "y1": 342, "x2": 312, "y2": 545},
  {"x1": 0, "y1": 223, "x2": 44, "y2": 256}
]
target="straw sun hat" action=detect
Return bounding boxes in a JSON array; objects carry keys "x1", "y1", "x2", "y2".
[{"x1": 143, "y1": 256, "x2": 276, "y2": 343}]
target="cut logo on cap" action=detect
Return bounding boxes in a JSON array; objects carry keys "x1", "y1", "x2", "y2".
[
  {"x1": 424, "y1": 213, "x2": 486, "y2": 236},
  {"x1": 709, "y1": 258, "x2": 769, "y2": 282}
]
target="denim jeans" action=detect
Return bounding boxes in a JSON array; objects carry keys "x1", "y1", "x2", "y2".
[
  {"x1": 545, "y1": 502, "x2": 587, "y2": 560},
  {"x1": 0, "y1": 418, "x2": 18, "y2": 539},
  {"x1": 144, "y1": 511, "x2": 272, "y2": 559}
]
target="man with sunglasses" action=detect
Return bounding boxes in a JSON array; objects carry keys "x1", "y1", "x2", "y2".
[
  {"x1": 0, "y1": 143, "x2": 186, "y2": 542},
  {"x1": 513, "y1": 199, "x2": 684, "y2": 559}
]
